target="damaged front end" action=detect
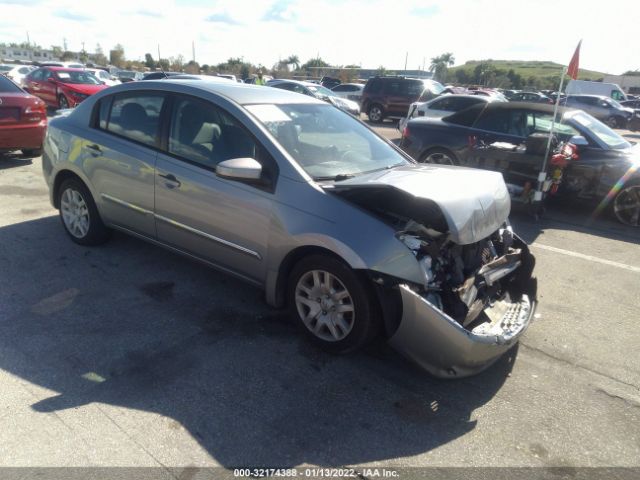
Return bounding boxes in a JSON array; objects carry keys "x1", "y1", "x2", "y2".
[
  {"x1": 330, "y1": 166, "x2": 537, "y2": 377},
  {"x1": 387, "y1": 222, "x2": 536, "y2": 378}
]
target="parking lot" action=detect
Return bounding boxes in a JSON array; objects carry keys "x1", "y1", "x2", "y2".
[{"x1": 0, "y1": 121, "x2": 639, "y2": 473}]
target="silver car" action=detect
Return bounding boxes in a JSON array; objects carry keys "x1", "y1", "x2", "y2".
[{"x1": 42, "y1": 79, "x2": 537, "y2": 378}]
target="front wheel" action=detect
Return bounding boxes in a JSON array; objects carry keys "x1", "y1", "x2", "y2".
[
  {"x1": 605, "y1": 116, "x2": 620, "y2": 129},
  {"x1": 58, "y1": 178, "x2": 111, "y2": 245},
  {"x1": 58, "y1": 94, "x2": 69, "y2": 109},
  {"x1": 288, "y1": 254, "x2": 380, "y2": 353}
]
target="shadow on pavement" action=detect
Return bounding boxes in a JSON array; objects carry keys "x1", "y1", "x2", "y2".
[
  {"x1": 0, "y1": 152, "x2": 35, "y2": 170},
  {"x1": 0, "y1": 215, "x2": 516, "y2": 467}
]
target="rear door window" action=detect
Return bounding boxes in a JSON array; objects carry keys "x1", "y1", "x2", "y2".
[
  {"x1": 403, "y1": 80, "x2": 424, "y2": 97},
  {"x1": 474, "y1": 110, "x2": 512, "y2": 134},
  {"x1": 106, "y1": 93, "x2": 165, "y2": 147}
]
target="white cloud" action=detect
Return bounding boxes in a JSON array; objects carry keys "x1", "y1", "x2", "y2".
[{"x1": 0, "y1": 0, "x2": 638, "y2": 74}]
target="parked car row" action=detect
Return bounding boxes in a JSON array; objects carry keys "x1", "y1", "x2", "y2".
[{"x1": 399, "y1": 101, "x2": 640, "y2": 226}]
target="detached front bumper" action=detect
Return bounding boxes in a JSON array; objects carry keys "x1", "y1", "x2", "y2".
[{"x1": 389, "y1": 282, "x2": 536, "y2": 379}]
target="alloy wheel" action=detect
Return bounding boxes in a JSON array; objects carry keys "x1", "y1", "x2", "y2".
[
  {"x1": 425, "y1": 151, "x2": 455, "y2": 165},
  {"x1": 614, "y1": 185, "x2": 640, "y2": 227},
  {"x1": 294, "y1": 270, "x2": 355, "y2": 342},
  {"x1": 60, "y1": 188, "x2": 90, "y2": 238},
  {"x1": 369, "y1": 105, "x2": 382, "y2": 122}
]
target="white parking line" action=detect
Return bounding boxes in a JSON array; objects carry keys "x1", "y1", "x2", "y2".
[{"x1": 531, "y1": 243, "x2": 640, "y2": 274}]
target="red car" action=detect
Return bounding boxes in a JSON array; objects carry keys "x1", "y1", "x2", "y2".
[
  {"x1": 23, "y1": 66, "x2": 108, "y2": 109},
  {"x1": 0, "y1": 74, "x2": 47, "y2": 157}
]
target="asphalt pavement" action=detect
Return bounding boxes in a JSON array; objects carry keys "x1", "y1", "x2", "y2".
[{"x1": 0, "y1": 126, "x2": 639, "y2": 473}]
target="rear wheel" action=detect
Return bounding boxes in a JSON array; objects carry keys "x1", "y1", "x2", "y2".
[
  {"x1": 58, "y1": 178, "x2": 111, "y2": 245},
  {"x1": 421, "y1": 148, "x2": 458, "y2": 165},
  {"x1": 613, "y1": 183, "x2": 640, "y2": 227},
  {"x1": 288, "y1": 254, "x2": 379, "y2": 353},
  {"x1": 21, "y1": 148, "x2": 42, "y2": 157},
  {"x1": 58, "y1": 94, "x2": 69, "y2": 109},
  {"x1": 368, "y1": 104, "x2": 384, "y2": 123}
]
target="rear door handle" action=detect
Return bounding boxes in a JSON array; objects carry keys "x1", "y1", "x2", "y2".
[{"x1": 159, "y1": 173, "x2": 181, "y2": 188}]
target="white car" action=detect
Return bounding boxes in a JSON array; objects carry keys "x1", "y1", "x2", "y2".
[
  {"x1": 4, "y1": 65, "x2": 35, "y2": 86},
  {"x1": 398, "y1": 94, "x2": 505, "y2": 132},
  {"x1": 331, "y1": 83, "x2": 364, "y2": 102},
  {"x1": 84, "y1": 68, "x2": 120, "y2": 86}
]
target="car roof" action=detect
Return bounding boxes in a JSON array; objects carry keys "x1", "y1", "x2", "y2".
[
  {"x1": 46, "y1": 66, "x2": 85, "y2": 72},
  {"x1": 567, "y1": 94, "x2": 609, "y2": 99},
  {"x1": 112, "y1": 78, "x2": 325, "y2": 105},
  {"x1": 269, "y1": 79, "x2": 318, "y2": 87}
]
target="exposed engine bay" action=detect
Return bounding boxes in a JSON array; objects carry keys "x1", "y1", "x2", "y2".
[{"x1": 396, "y1": 219, "x2": 526, "y2": 330}]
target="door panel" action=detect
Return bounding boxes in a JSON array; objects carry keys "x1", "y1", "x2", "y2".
[
  {"x1": 154, "y1": 154, "x2": 271, "y2": 282},
  {"x1": 80, "y1": 131, "x2": 157, "y2": 236}
]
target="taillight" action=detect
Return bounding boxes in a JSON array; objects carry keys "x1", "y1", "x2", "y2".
[
  {"x1": 24, "y1": 102, "x2": 47, "y2": 122},
  {"x1": 402, "y1": 126, "x2": 410, "y2": 139}
]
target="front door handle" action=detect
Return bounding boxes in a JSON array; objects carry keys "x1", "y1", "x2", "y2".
[
  {"x1": 159, "y1": 173, "x2": 181, "y2": 188},
  {"x1": 85, "y1": 143, "x2": 102, "y2": 156}
]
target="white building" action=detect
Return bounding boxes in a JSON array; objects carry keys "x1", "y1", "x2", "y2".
[
  {"x1": 0, "y1": 46, "x2": 70, "y2": 63},
  {"x1": 603, "y1": 74, "x2": 640, "y2": 95}
]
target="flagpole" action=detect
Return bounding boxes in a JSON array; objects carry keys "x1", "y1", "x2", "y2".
[{"x1": 536, "y1": 66, "x2": 568, "y2": 202}]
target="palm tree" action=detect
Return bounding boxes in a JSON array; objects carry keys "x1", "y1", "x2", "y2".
[
  {"x1": 429, "y1": 53, "x2": 455, "y2": 82},
  {"x1": 285, "y1": 55, "x2": 300, "y2": 71}
]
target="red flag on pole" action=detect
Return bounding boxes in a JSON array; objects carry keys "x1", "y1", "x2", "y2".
[{"x1": 567, "y1": 40, "x2": 582, "y2": 80}]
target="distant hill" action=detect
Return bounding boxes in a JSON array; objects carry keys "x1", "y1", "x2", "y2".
[{"x1": 447, "y1": 60, "x2": 607, "y2": 89}]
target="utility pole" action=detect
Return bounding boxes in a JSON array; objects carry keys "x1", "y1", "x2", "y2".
[
  {"x1": 404, "y1": 52, "x2": 408, "y2": 72},
  {"x1": 63, "y1": 37, "x2": 67, "y2": 51},
  {"x1": 192, "y1": 40, "x2": 195, "y2": 63},
  {"x1": 26, "y1": 31, "x2": 30, "y2": 46}
]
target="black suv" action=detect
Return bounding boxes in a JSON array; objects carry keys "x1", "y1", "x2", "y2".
[{"x1": 360, "y1": 76, "x2": 445, "y2": 123}]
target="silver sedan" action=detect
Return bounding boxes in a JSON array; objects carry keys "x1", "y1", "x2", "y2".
[{"x1": 42, "y1": 79, "x2": 537, "y2": 377}]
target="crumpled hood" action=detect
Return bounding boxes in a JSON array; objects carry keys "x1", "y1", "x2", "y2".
[{"x1": 331, "y1": 164, "x2": 511, "y2": 245}]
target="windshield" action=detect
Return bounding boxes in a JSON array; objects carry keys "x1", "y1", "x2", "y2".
[
  {"x1": 569, "y1": 111, "x2": 631, "y2": 150},
  {"x1": 0, "y1": 65, "x2": 12, "y2": 72},
  {"x1": 55, "y1": 70, "x2": 101, "y2": 85},
  {"x1": 307, "y1": 85, "x2": 336, "y2": 98},
  {"x1": 246, "y1": 103, "x2": 409, "y2": 179},
  {"x1": 117, "y1": 71, "x2": 136, "y2": 78},
  {"x1": 607, "y1": 98, "x2": 624, "y2": 109}
]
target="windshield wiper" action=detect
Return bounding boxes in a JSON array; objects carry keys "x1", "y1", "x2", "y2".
[{"x1": 314, "y1": 173, "x2": 356, "y2": 182}]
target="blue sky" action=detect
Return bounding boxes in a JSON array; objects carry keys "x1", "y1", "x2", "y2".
[{"x1": 1, "y1": 0, "x2": 638, "y2": 74}]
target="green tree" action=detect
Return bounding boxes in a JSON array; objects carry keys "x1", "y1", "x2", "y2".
[
  {"x1": 109, "y1": 44, "x2": 125, "y2": 68},
  {"x1": 302, "y1": 57, "x2": 330, "y2": 70},
  {"x1": 185, "y1": 60, "x2": 199, "y2": 74},
  {"x1": 429, "y1": 53, "x2": 455, "y2": 82},
  {"x1": 51, "y1": 45, "x2": 63, "y2": 60},
  {"x1": 169, "y1": 54, "x2": 184, "y2": 71},
  {"x1": 144, "y1": 53, "x2": 156, "y2": 70},
  {"x1": 284, "y1": 54, "x2": 300, "y2": 71},
  {"x1": 92, "y1": 44, "x2": 108, "y2": 66},
  {"x1": 376, "y1": 65, "x2": 387, "y2": 76}
]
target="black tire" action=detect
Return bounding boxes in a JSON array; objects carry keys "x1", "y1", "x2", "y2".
[
  {"x1": 21, "y1": 148, "x2": 42, "y2": 157},
  {"x1": 58, "y1": 94, "x2": 69, "y2": 109},
  {"x1": 58, "y1": 178, "x2": 111, "y2": 245},
  {"x1": 420, "y1": 147, "x2": 458, "y2": 165},
  {"x1": 605, "y1": 116, "x2": 620, "y2": 129},
  {"x1": 287, "y1": 254, "x2": 380, "y2": 353},
  {"x1": 367, "y1": 103, "x2": 385, "y2": 123},
  {"x1": 612, "y1": 181, "x2": 640, "y2": 227}
]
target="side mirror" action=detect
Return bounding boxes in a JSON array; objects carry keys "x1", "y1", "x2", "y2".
[
  {"x1": 569, "y1": 135, "x2": 589, "y2": 146},
  {"x1": 216, "y1": 158, "x2": 262, "y2": 181},
  {"x1": 47, "y1": 77, "x2": 56, "y2": 83}
]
